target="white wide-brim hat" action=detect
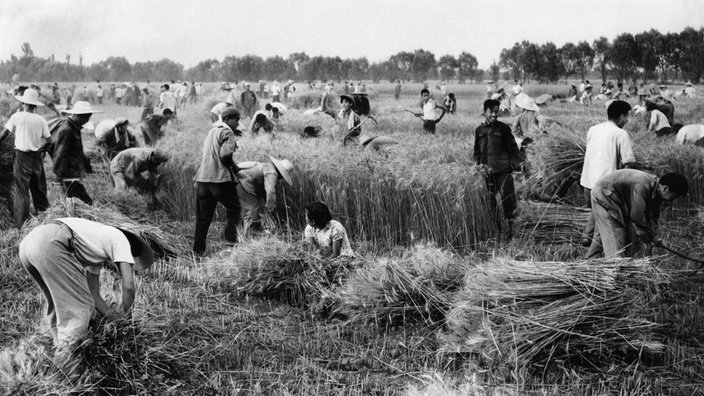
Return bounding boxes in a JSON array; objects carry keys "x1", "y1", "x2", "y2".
[
  {"x1": 269, "y1": 156, "x2": 293, "y2": 185},
  {"x1": 15, "y1": 88, "x2": 44, "y2": 106},
  {"x1": 63, "y1": 101, "x2": 103, "y2": 115},
  {"x1": 514, "y1": 93, "x2": 539, "y2": 112}
]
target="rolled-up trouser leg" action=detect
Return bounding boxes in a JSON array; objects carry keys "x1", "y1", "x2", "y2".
[{"x1": 19, "y1": 224, "x2": 94, "y2": 346}]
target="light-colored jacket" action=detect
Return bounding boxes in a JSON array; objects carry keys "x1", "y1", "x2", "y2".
[{"x1": 194, "y1": 122, "x2": 238, "y2": 183}]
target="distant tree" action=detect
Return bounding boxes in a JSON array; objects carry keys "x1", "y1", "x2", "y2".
[
  {"x1": 263, "y1": 56, "x2": 288, "y2": 81},
  {"x1": 86, "y1": 63, "x2": 109, "y2": 82},
  {"x1": 499, "y1": 43, "x2": 523, "y2": 80},
  {"x1": 635, "y1": 29, "x2": 661, "y2": 81},
  {"x1": 574, "y1": 41, "x2": 595, "y2": 81},
  {"x1": 559, "y1": 42, "x2": 578, "y2": 81},
  {"x1": 348, "y1": 58, "x2": 369, "y2": 81},
  {"x1": 101, "y1": 56, "x2": 132, "y2": 81},
  {"x1": 287, "y1": 52, "x2": 310, "y2": 75},
  {"x1": 610, "y1": 33, "x2": 638, "y2": 81},
  {"x1": 411, "y1": 49, "x2": 436, "y2": 81},
  {"x1": 593, "y1": 36, "x2": 611, "y2": 83},
  {"x1": 186, "y1": 59, "x2": 221, "y2": 82},
  {"x1": 236, "y1": 55, "x2": 264, "y2": 82},
  {"x1": 437, "y1": 54, "x2": 459, "y2": 82},
  {"x1": 540, "y1": 42, "x2": 563, "y2": 82},
  {"x1": 21, "y1": 43, "x2": 34, "y2": 59},
  {"x1": 673, "y1": 28, "x2": 704, "y2": 82},
  {"x1": 457, "y1": 51, "x2": 478, "y2": 83},
  {"x1": 389, "y1": 51, "x2": 414, "y2": 81}
]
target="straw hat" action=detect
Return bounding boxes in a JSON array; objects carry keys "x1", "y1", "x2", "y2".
[
  {"x1": 15, "y1": 88, "x2": 44, "y2": 106},
  {"x1": 686, "y1": 81, "x2": 693, "y2": 86},
  {"x1": 269, "y1": 156, "x2": 293, "y2": 185},
  {"x1": 514, "y1": 93, "x2": 539, "y2": 112},
  {"x1": 63, "y1": 101, "x2": 103, "y2": 114},
  {"x1": 115, "y1": 224, "x2": 155, "y2": 271}
]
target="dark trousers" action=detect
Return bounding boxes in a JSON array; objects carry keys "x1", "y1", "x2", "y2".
[
  {"x1": 13, "y1": 150, "x2": 50, "y2": 227},
  {"x1": 194, "y1": 181, "x2": 241, "y2": 254},
  {"x1": 486, "y1": 172, "x2": 516, "y2": 228},
  {"x1": 60, "y1": 180, "x2": 93, "y2": 205}
]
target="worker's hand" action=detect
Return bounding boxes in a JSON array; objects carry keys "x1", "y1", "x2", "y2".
[{"x1": 474, "y1": 164, "x2": 488, "y2": 174}]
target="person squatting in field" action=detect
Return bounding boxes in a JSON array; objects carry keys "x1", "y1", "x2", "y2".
[
  {"x1": 586, "y1": 169, "x2": 689, "y2": 258},
  {"x1": 210, "y1": 99, "x2": 235, "y2": 122},
  {"x1": 339, "y1": 94, "x2": 361, "y2": 145},
  {"x1": 192, "y1": 107, "x2": 242, "y2": 256},
  {"x1": 415, "y1": 88, "x2": 447, "y2": 133},
  {"x1": 474, "y1": 99, "x2": 522, "y2": 240},
  {"x1": 579, "y1": 100, "x2": 636, "y2": 247},
  {"x1": 19, "y1": 217, "x2": 154, "y2": 349},
  {"x1": 94, "y1": 117, "x2": 138, "y2": 160},
  {"x1": 646, "y1": 101, "x2": 672, "y2": 137},
  {"x1": 249, "y1": 111, "x2": 276, "y2": 135},
  {"x1": 141, "y1": 109, "x2": 174, "y2": 146},
  {"x1": 0, "y1": 88, "x2": 51, "y2": 228},
  {"x1": 110, "y1": 147, "x2": 169, "y2": 209},
  {"x1": 50, "y1": 101, "x2": 103, "y2": 205},
  {"x1": 235, "y1": 156, "x2": 293, "y2": 233},
  {"x1": 303, "y1": 201, "x2": 355, "y2": 259}
]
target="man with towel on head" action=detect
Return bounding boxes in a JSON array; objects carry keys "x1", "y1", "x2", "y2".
[
  {"x1": 235, "y1": 156, "x2": 293, "y2": 233},
  {"x1": 19, "y1": 218, "x2": 154, "y2": 349}
]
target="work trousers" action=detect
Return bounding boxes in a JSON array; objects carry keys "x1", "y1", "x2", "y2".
[
  {"x1": 60, "y1": 179, "x2": 93, "y2": 205},
  {"x1": 194, "y1": 181, "x2": 241, "y2": 254},
  {"x1": 485, "y1": 172, "x2": 517, "y2": 228},
  {"x1": 586, "y1": 188, "x2": 640, "y2": 258},
  {"x1": 13, "y1": 150, "x2": 50, "y2": 227},
  {"x1": 582, "y1": 187, "x2": 595, "y2": 241},
  {"x1": 236, "y1": 184, "x2": 264, "y2": 232},
  {"x1": 19, "y1": 223, "x2": 94, "y2": 347}
]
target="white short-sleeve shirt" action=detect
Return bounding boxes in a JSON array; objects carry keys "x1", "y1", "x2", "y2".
[
  {"x1": 4, "y1": 111, "x2": 50, "y2": 152},
  {"x1": 580, "y1": 121, "x2": 635, "y2": 189},
  {"x1": 304, "y1": 220, "x2": 354, "y2": 258},
  {"x1": 56, "y1": 218, "x2": 135, "y2": 273}
]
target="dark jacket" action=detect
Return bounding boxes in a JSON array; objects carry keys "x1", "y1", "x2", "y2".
[
  {"x1": 51, "y1": 118, "x2": 91, "y2": 178},
  {"x1": 474, "y1": 120, "x2": 521, "y2": 174}
]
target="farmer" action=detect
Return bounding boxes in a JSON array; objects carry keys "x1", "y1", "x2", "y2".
[
  {"x1": 158, "y1": 84, "x2": 178, "y2": 123},
  {"x1": 394, "y1": 80, "x2": 402, "y2": 100},
  {"x1": 580, "y1": 85, "x2": 593, "y2": 106},
  {"x1": 193, "y1": 108, "x2": 242, "y2": 255},
  {"x1": 240, "y1": 82, "x2": 258, "y2": 119},
  {"x1": 141, "y1": 109, "x2": 174, "y2": 146},
  {"x1": 646, "y1": 101, "x2": 672, "y2": 136},
  {"x1": 235, "y1": 156, "x2": 293, "y2": 233},
  {"x1": 303, "y1": 201, "x2": 355, "y2": 259},
  {"x1": 675, "y1": 124, "x2": 704, "y2": 145},
  {"x1": 339, "y1": 94, "x2": 361, "y2": 145},
  {"x1": 266, "y1": 102, "x2": 287, "y2": 120},
  {"x1": 19, "y1": 217, "x2": 154, "y2": 348},
  {"x1": 683, "y1": 82, "x2": 696, "y2": 97},
  {"x1": 110, "y1": 147, "x2": 168, "y2": 209},
  {"x1": 567, "y1": 83, "x2": 578, "y2": 102},
  {"x1": 249, "y1": 111, "x2": 276, "y2": 135},
  {"x1": 95, "y1": 117, "x2": 138, "y2": 160},
  {"x1": 319, "y1": 82, "x2": 337, "y2": 119},
  {"x1": 415, "y1": 88, "x2": 447, "y2": 133},
  {"x1": 140, "y1": 87, "x2": 154, "y2": 121},
  {"x1": 210, "y1": 99, "x2": 235, "y2": 122},
  {"x1": 512, "y1": 93, "x2": 541, "y2": 138},
  {"x1": 474, "y1": 99, "x2": 522, "y2": 239},
  {"x1": 586, "y1": 170, "x2": 688, "y2": 258},
  {"x1": 51, "y1": 101, "x2": 103, "y2": 205},
  {"x1": 0, "y1": 88, "x2": 51, "y2": 227},
  {"x1": 579, "y1": 100, "x2": 635, "y2": 246}
]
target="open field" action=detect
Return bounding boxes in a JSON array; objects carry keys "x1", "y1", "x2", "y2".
[{"x1": 1, "y1": 81, "x2": 704, "y2": 395}]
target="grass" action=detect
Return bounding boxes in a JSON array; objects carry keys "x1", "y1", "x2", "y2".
[{"x1": 1, "y1": 81, "x2": 704, "y2": 395}]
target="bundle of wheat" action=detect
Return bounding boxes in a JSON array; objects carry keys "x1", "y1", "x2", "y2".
[
  {"x1": 441, "y1": 256, "x2": 668, "y2": 368},
  {"x1": 521, "y1": 128, "x2": 586, "y2": 200},
  {"x1": 335, "y1": 244, "x2": 470, "y2": 327},
  {"x1": 203, "y1": 236, "x2": 358, "y2": 307},
  {"x1": 516, "y1": 201, "x2": 590, "y2": 244}
]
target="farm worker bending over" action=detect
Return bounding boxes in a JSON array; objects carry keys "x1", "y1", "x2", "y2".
[
  {"x1": 248, "y1": 111, "x2": 276, "y2": 135},
  {"x1": 512, "y1": 93, "x2": 541, "y2": 138},
  {"x1": 192, "y1": 108, "x2": 242, "y2": 256},
  {"x1": 95, "y1": 117, "x2": 138, "y2": 160},
  {"x1": 50, "y1": 101, "x2": 103, "y2": 205},
  {"x1": 19, "y1": 218, "x2": 154, "y2": 348},
  {"x1": 235, "y1": 156, "x2": 293, "y2": 233},
  {"x1": 579, "y1": 100, "x2": 635, "y2": 246},
  {"x1": 415, "y1": 88, "x2": 446, "y2": 133},
  {"x1": 141, "y1": 109, "x2": 174, "y2": 146},
  {"x1": 586, "y1": 169, "x2": 688, "y2": 258},
  {"x1": 0, "y1": 89, "x2": 51, "y2": 228},
  {"x1": 110, "y1": 147, "x2": 168, "y2": 209},
  {"x1": 646, "y1": 101, "x2": 672, "y2": 137},
  {"x1": 675, "y1": 124, "x2": 704, "y2": 145},
  {"x1": 304, "y1": 201, "x2": 355, "y2": 259},
  {"x1": 474, "y1": 99, "x2": 522, "y2": 240},
  {"x1": 210, "y1": 99, "x2": 234, "y2": 122},
  {"x1": 240, "y1": 82, "x2": 258, "y2": 119}
]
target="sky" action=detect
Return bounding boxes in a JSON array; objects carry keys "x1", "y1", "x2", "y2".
[{"x1": 1, "y1": 0, "x2": 702, "y2": 69}]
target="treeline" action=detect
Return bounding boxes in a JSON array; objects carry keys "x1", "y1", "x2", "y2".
[
  {"x1": 500, "y1": 27, "x2": 704, "y2": 83},
  {"x1": 2, "y1": 27, "x2": 704, "y2": 84},
  {"x1": 0, "y1": 45, "x2": 481, "y2": 83}
]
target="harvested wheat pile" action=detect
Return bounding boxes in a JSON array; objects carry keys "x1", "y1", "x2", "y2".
[
  {"x1": 516, "y1": 201, "x2": 590, "y2": 243},
  {"x1": 441, "y1": 257, "x2": 668, "y2": 368},
  {"x1": 204, "y1": 235, "x2": 360, "y2": 307},
  {"x1": 335, "y1": 244, "x2": 470, "y2": 327}
]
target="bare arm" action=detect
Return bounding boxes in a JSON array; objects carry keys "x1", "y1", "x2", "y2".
[
  {"x1": 86, "y1": 271, "x2": 111, "y2": 317},
  {"x1": 117, "y1": 261, "x2": 136, "y2": 314},
  {"x1": 330, "y1": 239, "x2": 342, "y2": 258}
]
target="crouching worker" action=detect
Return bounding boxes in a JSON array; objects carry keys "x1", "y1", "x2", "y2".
[
  {"x1": 303, "y1": 201, "x2": 355, "y2": 259},
  {"x1": 95, "y1": 117, "x2": 138, "y2": 160},
  {"x1": 19, "y1": 218, "x2": 154, "y2": 349},
  {"x1": 236, "y1": 156, "x2": 293, "y2": 233},
  {"x1": 249, "y1": 110, "x2": 276, "y2": 136},
  {"x1": 141, "y1": 109, "x2": 174, "y2": 146},
  {"x1": 586, "y1": 169, "x2": 688, "y2": 258},
  {"x1": 110, "y1": 147, "x2": 169, "y2": 209}
]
